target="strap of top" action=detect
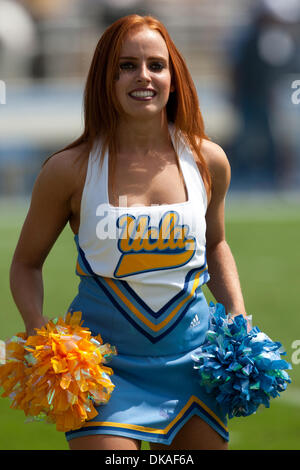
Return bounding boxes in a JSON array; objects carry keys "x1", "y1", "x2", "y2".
[{"x1": 173, "y1": 127, "x2": 208, "y2": 210}]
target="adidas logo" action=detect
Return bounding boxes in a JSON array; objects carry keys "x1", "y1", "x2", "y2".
[{"x1": 190, "y1": 314, "x2": 200, "y2": 328}]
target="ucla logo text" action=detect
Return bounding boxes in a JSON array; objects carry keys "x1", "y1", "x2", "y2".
[{"x1": 114, "y1": 211, "x2": 196, "y2": 277}]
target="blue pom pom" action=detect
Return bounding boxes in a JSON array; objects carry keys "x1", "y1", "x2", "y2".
[{"x1": 192, "y1": 303, "x2": 292, "y2": 418}]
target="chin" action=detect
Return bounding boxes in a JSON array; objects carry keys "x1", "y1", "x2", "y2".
[{"x1": 124, "y1": 106, "x2": 165, "y2": 121}]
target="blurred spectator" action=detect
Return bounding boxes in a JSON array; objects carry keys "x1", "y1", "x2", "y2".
[
  {"x1": 101, "y1": 0, "x2": 149, "y2": 26},
  {"x1": 19, "y1": 0, "x2": 76, "y2": 78},
  {"x1": 227, "y1": 0, "x2": 300, "y2": 189},
  {"x1": 0, "y1": 0, "x2": 37, "y2": 79},
  {"x1": 20, "y1": 0, "x2": 74, "y2": 20},
  {"x1": 78, "y1": 0, "x2": 151, "y2": 29}
]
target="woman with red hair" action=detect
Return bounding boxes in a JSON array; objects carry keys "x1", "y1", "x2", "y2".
[{"x1": 10, "y1": 15, "x2": 247, "y2": 450}]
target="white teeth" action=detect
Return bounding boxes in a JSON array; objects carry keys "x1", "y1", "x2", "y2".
[{"x1": 130, "y1": 90, "x2": 155, "y2": 97}]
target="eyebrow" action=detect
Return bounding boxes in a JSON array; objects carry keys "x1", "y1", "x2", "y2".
[{"x1": 119, "y1": 56, "x2": 168, "y2": 61}]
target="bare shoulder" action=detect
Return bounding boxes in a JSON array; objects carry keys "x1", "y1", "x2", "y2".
[
  {"x1": 42, "y1": 142, "x2": 88, "y2": 179},
  {"x1": 199, "y1": 138, "x2": 231, "y2": 182},
  {"x1": 13, "y1": 143, "x2": 90, "y2": 267},
  {"x1": 194, "y1": 138, "x2": 231, "y2": 203},
  {"x1": 38, "y1": 142, "x2": 89, "y2": 196}
]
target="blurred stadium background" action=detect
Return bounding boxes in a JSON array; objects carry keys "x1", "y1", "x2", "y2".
[{"x1": 0, "y1": 0, "x2": 299, "y2": 450}]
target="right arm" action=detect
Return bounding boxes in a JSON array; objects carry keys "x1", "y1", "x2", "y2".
[{"x1": 10, "y1": 151, "x2": 76, "y2": 337}]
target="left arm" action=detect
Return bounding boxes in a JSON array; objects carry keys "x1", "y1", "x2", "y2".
[{"x1": 202, "y1": 140, "x2": 247, "y2": 319}]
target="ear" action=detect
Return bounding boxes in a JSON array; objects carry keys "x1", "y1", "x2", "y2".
[{"x1": 170, "y1": 83, "x2": 175, "y2": 93}]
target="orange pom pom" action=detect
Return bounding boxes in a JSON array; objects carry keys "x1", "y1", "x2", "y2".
[
  {"x1": 0, "y1": 312, "x2": 117, "y2": 432},
  {"x1": 0, "y1": 333, "x2": 28, "y2": 410}
]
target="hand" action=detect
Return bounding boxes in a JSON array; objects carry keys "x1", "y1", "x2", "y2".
[
  {"x1": 227, "y1": 313, "x2": 252, "y2": 333},
  {"x1": 26, "y1": 316, "x2": 49, "y2": 337}
]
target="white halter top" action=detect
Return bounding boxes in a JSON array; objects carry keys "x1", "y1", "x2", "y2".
[{"x1": 75, "y1": 124, "x2": 210, "y2": 311}]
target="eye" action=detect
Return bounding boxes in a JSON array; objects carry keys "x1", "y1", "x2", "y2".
[
  {"x1": 149, "y1": 62, "x2": 165, "y2": 71},
  {"x1": 119, "y1": 62, "x2": 136, "y2": 70}
]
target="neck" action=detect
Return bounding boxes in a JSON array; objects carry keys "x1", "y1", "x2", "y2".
[{"x1": 116, "y1": 114, "x2": 171, "y2": 155}]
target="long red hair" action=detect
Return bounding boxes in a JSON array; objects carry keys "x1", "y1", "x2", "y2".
[{"x1": 49, "y1": 14, "x2": 212, "y2": 195}]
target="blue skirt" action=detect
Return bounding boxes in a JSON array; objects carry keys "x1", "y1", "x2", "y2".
[{"x1": 65, "y1": 275, "x2": 229, "y2": 445}]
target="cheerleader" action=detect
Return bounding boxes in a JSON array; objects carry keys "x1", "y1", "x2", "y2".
[{"x1": 10, "y1": 15, "x2": 249, "y2": 450}]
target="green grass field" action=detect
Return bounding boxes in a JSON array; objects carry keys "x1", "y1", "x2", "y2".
[{"x1": 0, "y1": 195, "x2": 299, "y2": 450}]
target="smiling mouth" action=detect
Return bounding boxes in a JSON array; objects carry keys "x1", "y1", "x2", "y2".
[{"x1": 129, "y1": 90, "x2": 157, "y2": 100}]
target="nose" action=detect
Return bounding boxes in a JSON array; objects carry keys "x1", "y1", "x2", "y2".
[{"x1": 136, "y1": 62, "x2": 151, "y2": 83}]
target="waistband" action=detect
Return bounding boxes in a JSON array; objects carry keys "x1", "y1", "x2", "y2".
[{"x1": 68, "y1": 275, "x2": 210, "y2": 356}]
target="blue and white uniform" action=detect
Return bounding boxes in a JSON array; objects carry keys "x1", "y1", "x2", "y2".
[{"x1": 65, "y1": 124, "x2": 229, "y2": 444}]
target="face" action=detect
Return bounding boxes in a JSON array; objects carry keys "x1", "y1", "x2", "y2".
[{"x1": 115, "y1": 26, "x2": 174, "y2": 121}]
